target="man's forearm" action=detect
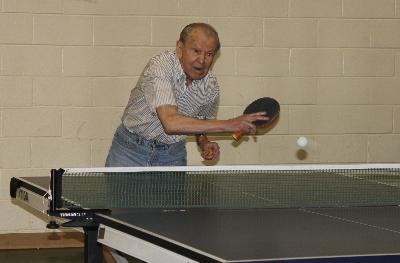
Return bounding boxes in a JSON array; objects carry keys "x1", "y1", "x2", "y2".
[
  {"x1": 156, "y1": 104, "x2": 268, "y2": 136},
  {"x1": 157, "y1": 105, "x2": 229, "y2": 134}
]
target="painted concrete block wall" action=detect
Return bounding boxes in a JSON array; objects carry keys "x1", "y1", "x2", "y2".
[{"x1": 0, "y1": 0, "x2": 399, "y2": 233}]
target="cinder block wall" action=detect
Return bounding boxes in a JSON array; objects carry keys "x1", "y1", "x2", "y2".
[{"x1": 1, "y1": 0, "x2": 399, "y2": 233}]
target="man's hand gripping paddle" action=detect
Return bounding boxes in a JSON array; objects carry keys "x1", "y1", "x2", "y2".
[{"x1": 232, "y1": 97, "x2": 280, "y2": 141}]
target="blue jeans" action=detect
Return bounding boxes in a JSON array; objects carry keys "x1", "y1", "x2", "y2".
[{"x1": 105, "y1": 124, "x2": 187, "y2": 167}]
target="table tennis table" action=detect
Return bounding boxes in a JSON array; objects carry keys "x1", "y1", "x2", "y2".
[{"x1": 9, "y1": 164, "x2": 400, "y2": 263}]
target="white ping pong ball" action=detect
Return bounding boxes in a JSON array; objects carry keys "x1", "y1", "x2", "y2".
[{"x1": 297, "y1": 137, "x2": 308, "y2": 147}]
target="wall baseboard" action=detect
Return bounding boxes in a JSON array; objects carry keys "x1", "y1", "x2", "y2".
[{"x1": 0, "y1": 232, "x2": 84, "y2": 249}]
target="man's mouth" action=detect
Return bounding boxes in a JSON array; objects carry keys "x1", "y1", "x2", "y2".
[{"x1": 193, "y1": 66, "x2": 204, "y2": 72}]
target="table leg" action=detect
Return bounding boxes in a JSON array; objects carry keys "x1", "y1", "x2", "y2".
[{"x1": 84, "y1": 226, "x2": 103, "y2": 263}]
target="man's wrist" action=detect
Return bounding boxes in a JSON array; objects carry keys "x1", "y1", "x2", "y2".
[{"x1": 196, "y1": 134, "x2": 208, "y2": 148}]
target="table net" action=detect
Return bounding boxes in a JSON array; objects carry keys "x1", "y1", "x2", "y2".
[{"x1": 59, "y1": 165, "x2": 400, "y2": 210}]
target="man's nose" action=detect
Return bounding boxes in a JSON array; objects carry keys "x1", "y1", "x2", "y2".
[{"x1": 197, "y1": 53, "x2": 205, "y2": 64}]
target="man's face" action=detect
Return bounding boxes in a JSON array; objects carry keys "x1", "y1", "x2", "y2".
[{"x1": 176, "y1": 29, "x2": 218, "y2": 83}]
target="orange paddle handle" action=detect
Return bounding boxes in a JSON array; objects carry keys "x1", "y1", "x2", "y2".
[{"x1": 232, "y1": 131, "x2": 243, "y2": 141}]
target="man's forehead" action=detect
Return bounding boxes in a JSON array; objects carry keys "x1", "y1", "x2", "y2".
[
  {"x1": 190, "y1": 27, "x2": 216, "y2": 37},
  {"x1": 186, "y1": 29, "x2": 217, "y2": 47}
]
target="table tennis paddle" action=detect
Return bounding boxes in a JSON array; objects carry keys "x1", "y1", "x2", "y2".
[{"x1": 232, "y1": 97, "x2": 280, "y2": 141}]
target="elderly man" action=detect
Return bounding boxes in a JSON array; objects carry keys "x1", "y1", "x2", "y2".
[
  {"x1": 105, "y1": 23, "x2": 267, "y2": 168},
  {"x1": 104, "y1": 22, "x2": 268, "y2": 263}
]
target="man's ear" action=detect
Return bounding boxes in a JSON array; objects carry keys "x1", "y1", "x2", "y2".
[{"x1": 176, "y1": 41, "x2": 183, "y2": 59}]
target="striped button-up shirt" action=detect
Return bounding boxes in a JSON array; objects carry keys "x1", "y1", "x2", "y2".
[{"x1": 122, "y1": 50, "x2": 219, "y2": 144}]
